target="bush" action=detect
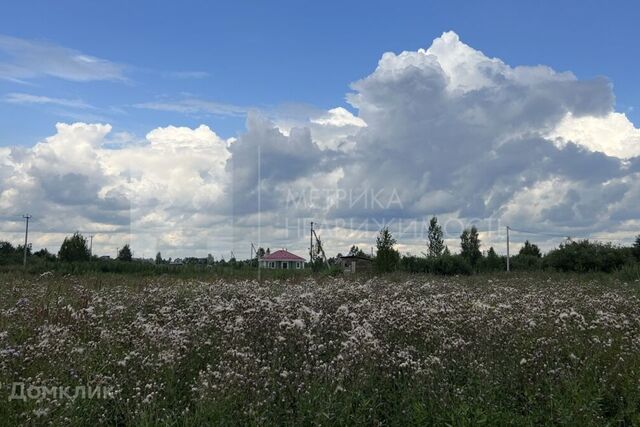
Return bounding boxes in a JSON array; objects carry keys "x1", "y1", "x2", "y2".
[
  {"x1": 510, "y1": 254, "x2": 542, "y2": 271},
  {"x1": 616, "y1": 264, "x2": 640, "y2": 282},
  {"x1": 0, "y1": 241, "x2": 22, "y2": 265},
  {"x1": 320, "y1": 264, "x2": 344, "y2": 277},
  {"x1": 430, "y1": 254, "x2": 473, "y2": 276},
  {"x1": 34, "y1": 248, "x2": 56, "y2": 262},
  {"x1": 399, "y1": 254, "x2": 472, "y2": 275},
  {"x1": 400, "y1": 256, "x2": 430, "y2": 273},
  {"x1": 543, "y1": 240, "x2": 634, "y2": 273},
  {"x1": 310, "y1": 258, "x2": 326, "y2": 272},
  {"x1": 477, "y1": 247, "x2": 504, "y2": 273}
]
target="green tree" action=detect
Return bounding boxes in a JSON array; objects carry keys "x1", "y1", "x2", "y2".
[
  {"x1": 34, "y1": 248, "x2": 56, "y2": 262},
  {"x1": 58, "y1": 232, "x2": 91, "y2": 262},
  {"x1": 16, "y1": 244, "x2": 32, "y2": 257},
  {"x1": 155, "y1": 252, "x2": 163, "y2": 264},
  {"x1": 348, "y1": 245, "x2": 367, "y2": 257},
  {"x1": 634, "y1": 235, "x2": 640, "y2": 261},
  {"x1": 117, "y1": 244, "x2": 133, "y2": 262},
  {"x1": 375, "y1": 227, "x2": 400, "y2": 273},
  {"x1": 481, "y1": 247, "x2": 503, "y2": 272},
  {"x1": 427, "y1": 216, "x2": 445, "y2": 257},
  {"x1": 254, "y1": 248, "x2": 265, "y2": 268},
  {"x1": 519, "y1": 240, "x2": 541, "y2": 258},
  {"x1": 460, "y1": 226, "x2": 482, "y2": 267},
  {"x1": 0, "y1": 241, "x2": 22, "y2": 265},
  {"x1": 0, "y1": 241, "x2": 15, "y2": 256}
]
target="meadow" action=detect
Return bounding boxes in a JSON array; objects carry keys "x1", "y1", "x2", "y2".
[{"x1": 1, "y1": 272, "x2": 639, "y2": 425}]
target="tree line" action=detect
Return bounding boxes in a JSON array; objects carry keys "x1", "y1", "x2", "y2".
[
  {"x1": 0, "y1": 232, "x2": 269, "y2": 273},
  {"x1": 2, "y1": 220, "x2": 640, "y2": 276},
  {"x1": 1, "y1": 232, "x2": 134, "y2": 266},
  {"x1": 372, "y1": 217, "x2": 640, "y2": 275}
]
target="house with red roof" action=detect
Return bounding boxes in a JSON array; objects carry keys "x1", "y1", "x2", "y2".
[{"x1": 259, "y1": 249, "x2": 306, "y2": 270}]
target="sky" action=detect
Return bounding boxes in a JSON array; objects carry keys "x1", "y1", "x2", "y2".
[{"x1": 1, "y1": 1, "x2": 639, "y2": 259}]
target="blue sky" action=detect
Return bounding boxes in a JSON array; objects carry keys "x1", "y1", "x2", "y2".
[
  {"x1": 2, "y1": 1, "x2": 640, "y2": 258},
  {"x1": 1, "y1": 0, "x2": 638, "y2": 146}
]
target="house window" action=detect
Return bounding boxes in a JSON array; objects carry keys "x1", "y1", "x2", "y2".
[
  {"x1": 270, "y1": 262, "x2": 275, "y2": 268},
  {"x1": 297, "y1": 262, "x2": 301, "y2": 269}
]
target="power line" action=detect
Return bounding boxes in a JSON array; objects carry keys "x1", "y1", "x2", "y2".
[
  {"x1": 508, "y1": 227, "x2": 631, "y2": 242},
  {"x1": 300, "y1": 221, "x2": 633, "y2": 245},
  {"x1": 508, "y1": 227, "x2": 573, "y2": 239}
]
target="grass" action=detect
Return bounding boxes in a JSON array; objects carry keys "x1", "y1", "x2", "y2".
[{"x1": 0, "y1": 273, "x2": 639, "y2": 425}]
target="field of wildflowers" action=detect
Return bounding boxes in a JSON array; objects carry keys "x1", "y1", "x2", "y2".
[{"x1": 1, "y1": 273, "x2": 639, "y2": 425}]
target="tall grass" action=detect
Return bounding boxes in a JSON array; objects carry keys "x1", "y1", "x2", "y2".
[{"x1": 0, "y1": 274, "x2": 639, "y2": 424}]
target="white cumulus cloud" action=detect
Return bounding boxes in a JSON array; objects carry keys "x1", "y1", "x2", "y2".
[
  {"x1": 548, "y1": 112, "x2": 640, "y2": 159},
  {"x1": 2, "y1": 31, "x2": 640, "y2": 257}
]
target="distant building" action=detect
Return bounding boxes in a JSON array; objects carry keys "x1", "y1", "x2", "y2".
[
  {"x1": 183, "y1": 257, "x2": 208, "y2": 265},
  {"x1": 259, "y1": 249, "x2": 305, "y2": 270},
  {"x1": 339, "y1": 255, "x2": 373, "y2": 273}
]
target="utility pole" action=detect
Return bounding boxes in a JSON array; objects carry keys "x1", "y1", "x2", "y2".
[
  {"x1": 506, "y1": 226, "x2": 510, "y2": 272},
  {"x1": 257, "y1": 145, "x2": 261, "y2": 281},
  {"x1": 22, "y1": 214, "x2": 31, "y2": 268},
  {"x1": 310, "y1": 221, "x2": 314, "y2": 263}
]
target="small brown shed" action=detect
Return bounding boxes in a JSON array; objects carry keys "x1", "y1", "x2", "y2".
[{"x1": 338, "y1": 255, "x2": 373, "y2": 273}]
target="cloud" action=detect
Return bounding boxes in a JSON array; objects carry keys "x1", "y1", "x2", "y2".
[
  {"x1": 3, "y1": 31, "x2": 640, "y2": 258},
  {"x1": 134, "y1": 99, "x2": 366, "y2": 153},
  {"x1": 134, "y1": 98, "x2": 248, "y2": 117},
  {"x1": 336, "y1": 31, "x2": 626, "y2": 227},
  {"x1": 225, "y1": 112, "x2": 334, "y2": 216},
  {"x1": 0, "y1": 34, "x2": 126, "y2": 82},
  {"x1": 275, "y1": 106, "x2": 366, "y2": 152},
  {"x1": 548, "y1": 112, "x2": 640, "y2": 159},
  {"x1": 4, "y1": 92, "x2": 95, "y2": 109},
  {"x1": 311, "y1": 107, "x2": 367, "y2": 128},
  {"x1": 0, "y1": 122, "x2": 233, "y2": 257}
]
